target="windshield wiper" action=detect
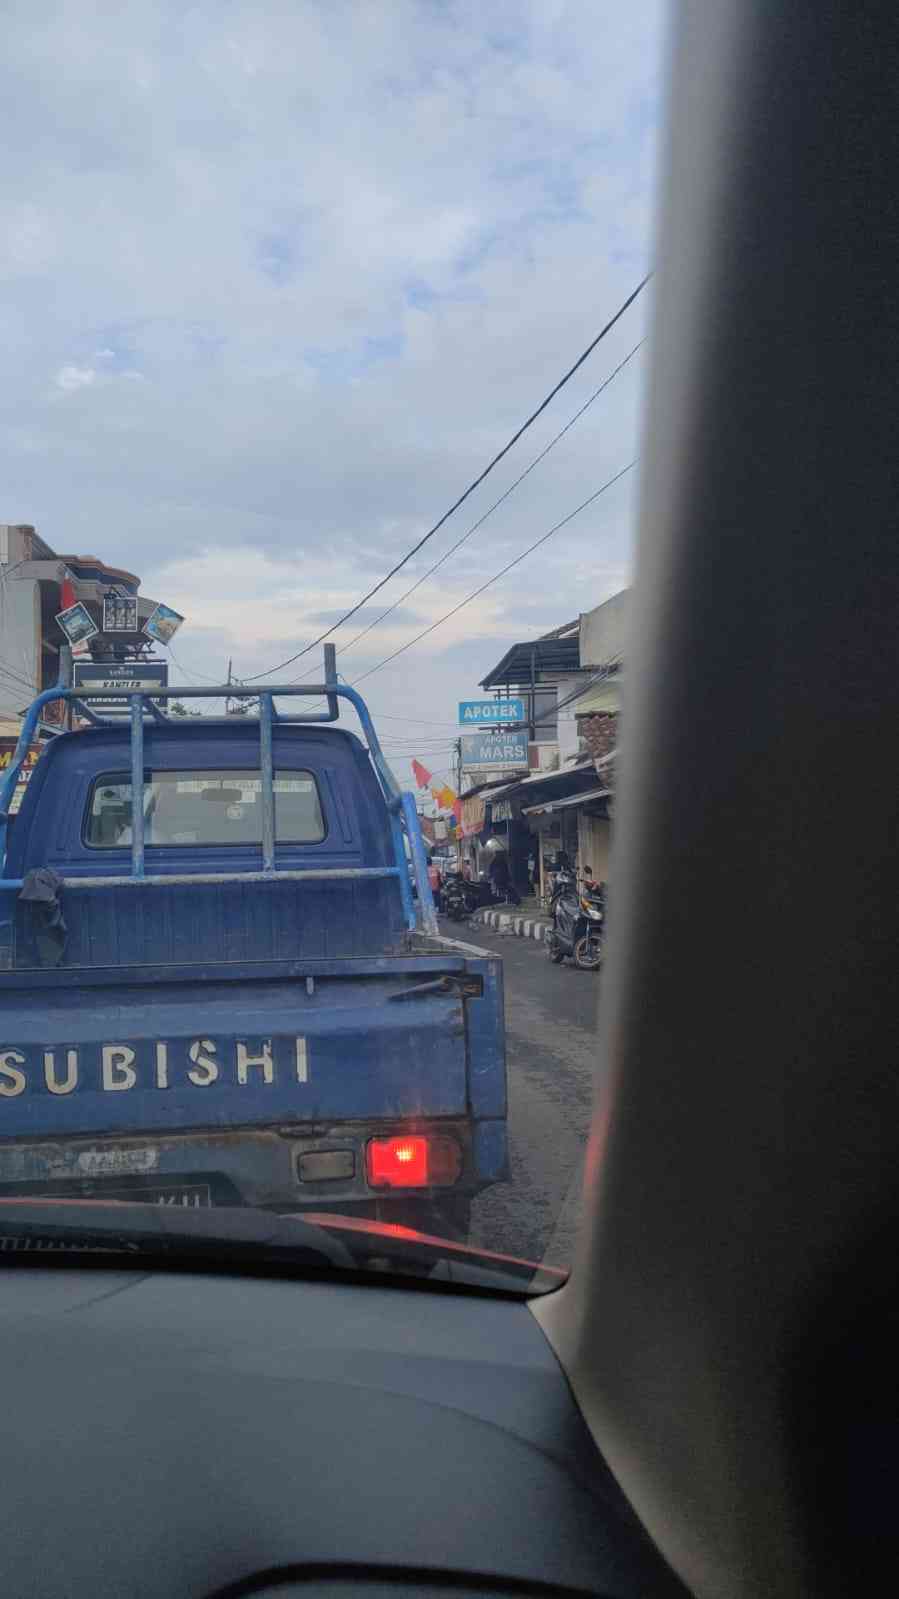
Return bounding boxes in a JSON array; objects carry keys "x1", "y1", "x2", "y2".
[
  {"x1": 0, "y1": 1201, "x2": 355, "y2": 1271},
  {"x1": 300, "y1": 1211, "x2": 566, "y2": 1293},
  {"x1": 0, "y1": 1200, "x2": 565, "y2": 1292}
]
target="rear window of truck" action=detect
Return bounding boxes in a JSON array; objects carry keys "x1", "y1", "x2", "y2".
[{"x1": 85, "y1": 769, "x2": 326, "y2": 848}]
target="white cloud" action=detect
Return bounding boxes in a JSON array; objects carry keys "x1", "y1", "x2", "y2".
[
  {"x1": 1, "y1": 0, "x2": 666, "y2": 784},
  {"x1": 54, "y1": 365, "x2": 97, "y2": 391}
]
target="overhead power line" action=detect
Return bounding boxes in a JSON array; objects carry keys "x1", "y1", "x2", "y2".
[
  {"x1": 368, "y1": 711, "x2": 460, "y2": 727},
  {"x1": 156, "y1": 646, "x2": 459, "y2": 729},
  {"x1": 333, "y1": 338, "x2": 646, "y2": 666},
  {"x1": 383, "y1": 748, "x2": 459, "y2": 760},
  {"x1": 379, "y1": 739, "x2": 459, "y2": 751},
  {"x1": 378, "y1": 729, "x2": 457, "y2": 743},
  {"x1": 243, "y1": 274, "x2": 651, "y2": 682},
  {"x1": 165, "y1": 643, "x2": 227, "y2": 685},
  {"x1": 379, "y1": 732, "x2": 458, "y2": 745},
  {"x1": 0, "y1": 657, "x2": 38, "y2": 694},
  {"x1": 547, "y1": 656, "x2": 623, "y2": 722},
  {"x1": 350, "y1": 461, "x2": 636, "y2": 688}
]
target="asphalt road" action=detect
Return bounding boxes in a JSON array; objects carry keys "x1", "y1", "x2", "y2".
[{"x1": 449, "y1": 918, "x2": 604, "y2": 1271}]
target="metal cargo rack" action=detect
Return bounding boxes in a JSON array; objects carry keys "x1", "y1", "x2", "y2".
[{"x1": 0, "y1": 645, "x2": 437, "y2": 935}]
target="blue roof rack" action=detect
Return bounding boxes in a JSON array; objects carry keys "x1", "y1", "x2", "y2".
[{"x1": 0, "y1": 644, "x2": 437, "y2": 935}]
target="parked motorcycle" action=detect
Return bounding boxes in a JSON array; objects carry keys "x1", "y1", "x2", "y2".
[
  {"x1": 442, "y1": 871, "x2": 518, "y2": 921},
  {"x1": 443, "y1": 872, "x2": 494, "y2": 922},
  {"x1": 545, "y1": 868, "x2": 605, "y2": 970}
]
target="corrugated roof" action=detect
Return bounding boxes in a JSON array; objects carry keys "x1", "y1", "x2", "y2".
[
  {"x1": 459, "y1": 778, "x2": 518, "y2": 801},
  {"x1": 484, "y1": 760, "x2": 596, "y2": 803},
  {"x1": 522, "y1": 785, "x2": 610, "y2": 815},
  {"x1": 512, "y1": 759, "x2": 593, "y2": 789},
  {"x1": 479, "y1": 635, "x2": 580, "y2": 689}
]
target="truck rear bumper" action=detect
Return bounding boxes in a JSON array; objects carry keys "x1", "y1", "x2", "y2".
[{"x1": 0, "y1": 1118, "x2": 508, "y2": 1211}]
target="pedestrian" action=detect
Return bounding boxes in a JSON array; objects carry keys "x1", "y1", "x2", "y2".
[
  {"x1": 527, "y1": 850, "x2": 539, "y2": 896},
  {"x1": 488, "y1": 848, "x2": 520, "y2": 906},
  {"x1": 426, "y1": 855, "x2": 443, "y2": 911}
]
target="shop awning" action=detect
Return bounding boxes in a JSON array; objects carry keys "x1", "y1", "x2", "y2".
[
  {"x1": 479, "y1": 761, "x2": 599, "y2": 821},
  {"x1": 486, "y1": 759, "x2": 594, "y2": 800},
  {"x1": 574, "y1": 680, "x2": 621, "y2": 716},
  {"x1": 522, "y1": 785, "x2": 610, "y2": 816}
]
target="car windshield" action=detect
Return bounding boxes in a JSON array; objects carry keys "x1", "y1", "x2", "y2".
[{"x1": 0, "y1": 1, "x2": 666, "y2": 1291}]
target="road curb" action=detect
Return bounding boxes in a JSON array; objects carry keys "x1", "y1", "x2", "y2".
[{"x1": 472, "y1": 907, "x2": 551, "y2": 942}]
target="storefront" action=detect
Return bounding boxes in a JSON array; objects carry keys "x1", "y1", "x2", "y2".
[
  {"x1": 458, "y1": 791, "x2": 486, "y2": 876},
  {"x1": 521, "y1": 783, "x2": 611, "y2": 889},
  {"x1": 485, "y1": 796, "x2": 532, "y2": 894},
  {"x1": 479, "y1": 761, "x2": 607, "y2": 898},
  {"x1": 576, "y1": 806, "x2": 612, "y2": 884}
]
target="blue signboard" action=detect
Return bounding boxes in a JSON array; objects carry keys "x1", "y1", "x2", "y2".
[
  {"x1": 458, "y1": 697, "x2": 526, "y2": 727},
  {"x1": 460, "y1": 731, "x2": 529, "y2": 769}
]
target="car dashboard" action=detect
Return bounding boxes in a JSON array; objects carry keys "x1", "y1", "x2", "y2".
[{"x1": 1, "y1": 1263, "x2": 685, "y2": 1597}]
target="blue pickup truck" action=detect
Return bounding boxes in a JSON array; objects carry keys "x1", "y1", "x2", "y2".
[{"x1": 0, "y1": 655, "x2": 507, "y2": 1240}]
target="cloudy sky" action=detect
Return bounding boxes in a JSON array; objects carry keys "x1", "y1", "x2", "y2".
[{"x1": 2, "y1": 0, "x2": 667, "y2": 787}]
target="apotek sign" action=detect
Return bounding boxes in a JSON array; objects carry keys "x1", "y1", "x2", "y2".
[
  {"x1": 460, "y1": 731, "x2": 529, "y2": 769},
  {"x1": 458, "y1": 698, "x2": 526, "y2": 727}
]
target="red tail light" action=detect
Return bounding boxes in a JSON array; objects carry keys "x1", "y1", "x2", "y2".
[{"x1": 366, "y1": 1135, "x2": 461, "y2": 1189}]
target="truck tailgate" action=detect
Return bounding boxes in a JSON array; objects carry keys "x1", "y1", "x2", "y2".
[{"x1": 0, "y1": 969, "x2": 468, "y2": 1140}]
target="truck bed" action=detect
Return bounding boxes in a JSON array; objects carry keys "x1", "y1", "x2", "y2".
[
  {"x1": 0, "y1": 928, "x2": 507, "y2": 1210},
  {"x1": 3, "y1": 871, "x2": 409, "y2": 968}
]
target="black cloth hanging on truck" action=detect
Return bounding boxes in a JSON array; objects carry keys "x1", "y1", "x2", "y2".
[{"x1": 18, "y1": 867, "x2": 67, "y2": 967}]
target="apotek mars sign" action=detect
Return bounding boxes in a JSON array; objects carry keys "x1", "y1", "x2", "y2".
[{"x1": 460, "y1": 731, "x2": 529, "y2": 769}]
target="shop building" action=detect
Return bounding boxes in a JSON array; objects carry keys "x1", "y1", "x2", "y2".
[
  {"x1": 1, "y1": 524, "x2": 169, "y2": 807},
  {"x1": 456, "y1": 590, "x2": 628, "y2": 896}
]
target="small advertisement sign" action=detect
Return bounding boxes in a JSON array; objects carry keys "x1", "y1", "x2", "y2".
[
  {"x1": 142, "y1": 602, "x2": 184, "y2": 645},
  {"x1": 0, "y1": 742, "x2": 43, "y2": 815},
  {"x1": 55, "y1": 601, "x2": 98, "y2": 646},
  {"x1": 102, "y1": 591, "x2": 139, "y2": 632}
]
